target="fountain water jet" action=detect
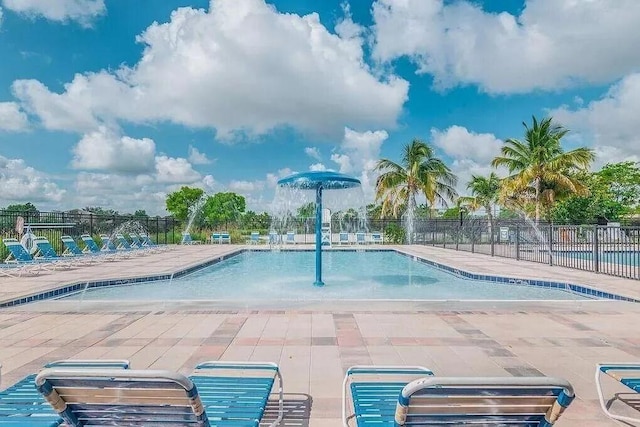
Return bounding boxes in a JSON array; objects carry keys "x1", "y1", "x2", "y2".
[
  {"x1": 182, "y1": 193, "x2": 209, "y2": 243},
  {"x1": 275, "y1": 171, "x2": 362, "y2": 286}
]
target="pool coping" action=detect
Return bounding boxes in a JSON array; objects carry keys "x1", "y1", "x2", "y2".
[{"x1": 1, "y1": 248, "x2": 638, "y2": 308}]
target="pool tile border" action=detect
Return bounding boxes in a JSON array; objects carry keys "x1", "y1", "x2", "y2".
[{"x1": 0, "y1": 248, "x2": 637, "y2": 308}]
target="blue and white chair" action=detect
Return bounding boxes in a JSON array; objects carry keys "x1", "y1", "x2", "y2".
[
  {"x1": 138, "y1": 232, "x2": 169, "y2": 251},
  {"x1": 268, "y1": 231, "x2": 281, "y2": 247},
  {"x1": 220, "y1": 231, "x2": 231, "y2": 244},
  {"x1": 247, "y1": 231, "x2": 260, "y2": 245},
  {"x1": 371, "y1": 232, "x2": 383, "y2": 244},
  {"x1": 80, "y1": 234, "x2": 120, "y2": 261},
  {"x1": 343, "y1": 365, "x2": 575, "y2": 427},
  {"x1": 60, "y1": 235, "x2": 100, "y2": 263},
  {"x1": 32, "y1": 237, "x2": 77, "y2": 268},
  {"x1": 339, "y1": 232, "x2": 350, "y2": 245},
  {"x1": 0, "y1": 359, "x2": 129, "y2": 427},
  {"x1": 285, "y1": 232, "x2": 296, "y2": 245},
  {"x1": 355, "y1": 232, "x2": 366, "y2": 245},
  {"x1": 596, "y1": 363, "x2": 640, "y2": 424},
  {"x1": 36, "y1": 360, "x2": 283, "y2": 427},
  {"x1": 2, "y1": 238, "x2": 59, "y2": 273},
  {"x1": 181, "y1": 232, "x2": 202, "y2": 245}
]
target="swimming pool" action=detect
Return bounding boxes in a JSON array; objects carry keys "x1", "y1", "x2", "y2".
[
  {"x1": 63, "y1": 250, "x2": 586, "y2": 301},
  {"x1": 561, "y1": 250, "x2": 639, "y2": 266}
]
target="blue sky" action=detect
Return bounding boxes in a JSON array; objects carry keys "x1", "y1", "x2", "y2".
[{"x1": 0, "y1": 0, "x2": 638, "y2": 214}]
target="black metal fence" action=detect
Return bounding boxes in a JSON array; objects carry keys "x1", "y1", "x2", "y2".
[
  {"x1": 0, "y1": 211, "x2": 180, "y2": 261},
  {"x1": 408, "y1": 219, "x2": 640, "y2": 280}
]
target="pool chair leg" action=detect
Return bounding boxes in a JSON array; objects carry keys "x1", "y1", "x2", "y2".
[
  {"x1": 595, "y1": 364, "x2": 640, "y2": 425},
  {"x1": 269, "y1": 368, "x2": 284, "y2": 427}
]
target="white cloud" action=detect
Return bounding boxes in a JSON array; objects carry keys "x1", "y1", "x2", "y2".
[
  {"x1": 266, "y1": 167, "x2": 295, "y2": 188},
  {"x1": 188, "y1": 145, "x2": 212, "y2": 165},
  {"x1": 154, "y1": 155, "x2": 200, "y2": 184},
  {"x1": 71, "y1": 127, "x2": 156, "y2": 174},
  {"x1": 427, "y1": 125, "x2": 505, "y2": 196},
  {"x1": 13, "y1": 0, "x2": 408, "y2": 138},
  {"x1": 0, "y1": 155, "x2": 66, "y2": 204},
  {"x1": 0, "y1": 102, "x2": 28, "y2": 131},
  {"x1": 372, "y1": 0, "x2": 640, "y2": 93},
  {"x1": 549, "y1": 73, "x2": 640, "y2": 168},
  {"x1": 2, "y1": 0, "x2": 105, "y2": 27},
  {"x1": 309, "y1": 162, "x2": 327, "y2": 171},
  {"x1": 331, "y1": 127, "x2": 389, "y2": 200},
  {"x1": 0, "y1": 7, "x2": 3, "y2": 25},
  {"x1": 228, "y1": 180, "x2": 264, "y2": 193},
  {"x1": 304, "y1": 147, "x2": 321, "y2": 161},
  {"x1": 431, "y1": 125, "x2": 502, "y2": 163}
]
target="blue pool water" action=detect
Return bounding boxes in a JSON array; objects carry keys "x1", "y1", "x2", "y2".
[
  {"x1": 63, "y1": 251, "x2": 586, "y2": 301},
  {"x1": 562, "y1": 251, "x2": 639, "y2": 266}
]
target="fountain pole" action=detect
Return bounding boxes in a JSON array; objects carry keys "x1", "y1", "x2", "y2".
[{"x1": 314, "y1": 185, "x2": 324, "y2": 286}]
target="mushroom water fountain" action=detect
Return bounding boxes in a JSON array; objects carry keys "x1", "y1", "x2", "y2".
[{"x1": 275, "y1": 171, "x2": 364, "y2": 287}]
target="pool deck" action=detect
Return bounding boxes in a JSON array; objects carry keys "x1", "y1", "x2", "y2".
[{"x1": 1, "y1": 245, "x2": 639, "y2": 426}]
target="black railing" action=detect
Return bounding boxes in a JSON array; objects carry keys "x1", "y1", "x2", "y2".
[
  {"x1": 0, "y1": 211, "x2": 180, "y2": 261},
  {"x1": 408, "y1": 219, "x2": 640, "y2": 280}
]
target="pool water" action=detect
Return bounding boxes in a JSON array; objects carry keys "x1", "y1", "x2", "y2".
[
  {"x1": 562, "y1": 251, "x2": 639, "y2": 266},
  {"x1": 63, "y1": 251, "x2": 585, "y2": 301}
]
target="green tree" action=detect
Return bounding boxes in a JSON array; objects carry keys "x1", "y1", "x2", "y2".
[
  {"x1": 3, "y1": 202, "x2": 38, "y2": 213},
  {"x1": 458, "y1": 172, "x2": 501, "y2": 234},
  {"x1": 296, "y1": 202, "x2": 315, "y2": 219},
  {"x1": 202, "y1": 192, "x2": 246, "y2": 227},
  {"x1": 491, "y1": 116, "x2": 595, "y2": 222},
  {"x1": 165, "y1": 187, "x2": 205, "y2": 221},
  {"x1": 551, "y1": 162, "x2": 640, "y2": 224},
  {"x1": 375, "y1": 139, "x2": 457, "y2": 218},
  {"x1": 133, "y1": 209, "x2": 148, "y2": 218}
]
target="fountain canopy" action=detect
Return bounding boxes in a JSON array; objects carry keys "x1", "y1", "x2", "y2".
[{"x1": 277, "y1": 171, "x2": 361, "y2": 190}]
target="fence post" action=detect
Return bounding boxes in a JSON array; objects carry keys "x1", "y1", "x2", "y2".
[
  {"x1": 490, "y1": 221, "x2": 495, "y2": 257},
  {"x1": 516, "y1": 225, "x2": 520, "y2": 260},
  {"x1": 548, "y1": 224, "x2": 554, "y2": 266},
  {"x1": 89, "y1": 214, "x2": 94, "y2": 236},
  {"x1": 156, "y1": 216, "x2": 160, "y2": 244},
  {"x1": 455, "y1": 221, "x2": 460, "y2": 251},
  {"x1": 593, "y1": 225, "x2": 599, "y2": 273},
  {"x1": 471, "y1": 223, "x2": 475, "y2": 253}
]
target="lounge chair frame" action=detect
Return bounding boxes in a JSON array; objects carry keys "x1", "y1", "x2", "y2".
[{"x1": 595, "y1": 362, "x2": 640, "y2": 424}]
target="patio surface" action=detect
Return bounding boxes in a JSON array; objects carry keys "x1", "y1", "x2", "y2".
[{"x1": 1, "y1": 244, "x2": 639, "y2": 426}]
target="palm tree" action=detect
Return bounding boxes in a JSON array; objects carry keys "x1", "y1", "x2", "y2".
[
  {"x1": 459, "y1": 172, "x2": 501, "y2": 234},
  {"x1": 491, "y1": 116, "x2": 595, "y2": 222},
  {"x1": 375, "y1": 139, "x2": 458, "y2": 219}
]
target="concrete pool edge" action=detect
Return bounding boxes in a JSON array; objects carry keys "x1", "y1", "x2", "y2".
[{"x1": 1, "y1": 247, "x2": 638, "y2": 308}]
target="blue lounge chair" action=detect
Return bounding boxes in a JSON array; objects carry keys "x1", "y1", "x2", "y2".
[
  {"x1": 343, "y1": 366, "x2": 575, "y2": 426},
  {"x1": 596, "y1": 363, "x2": 640, "y2": 424},
  {"x1": 36, "y1": 360, "x2": 283, "y2": 427},
  {"x1": 342, "y1": 365, "x2": 433, "y2": 427},
  {"x1": 371, "y1": 232, "x2": 383, "y2": 244},
  {"x1": 356, "y1": 232, "x2": 366, "y2": 245},
  {"x1": 32, "y1": 237, "x2": 76, "y2": 268},
  {"x1": 114, "y1": 233, "x2": 148, "y2": 255},
  {"x1": 182, "y1": 232, "x2": 202, "y2": 245},
  {"x1": 60, "y1": 235, "x2": 99, "y2": 262},
  {"x1": 138, "y1": 232, "x2": 168, "y2": 250},
  {"x1": 268, "y1": 231, "x2": 281, "y2": 247},
  {"x1": 79, "y1": 234, "x2": 119, "y2": 261},
  {"x1": 220, "y1": 232, "x2": 231, "y2": 244},
  {"x1": 247, "y1": 231, "x2": 260, "y2": 245},
  {"x1": 339, "y1": 232, "x2": 350, "y2": 245},
  {"x1": 0, "y1": 359, "x2": 129, "y2": 427},
  {"x1": 2, "y1": 238, "x2": 55, "y2": 273},
  {"x1": 285, "y1": 232, "x2": 296, "y2": 245}
]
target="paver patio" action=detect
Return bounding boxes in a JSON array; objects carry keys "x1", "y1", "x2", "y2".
[{"x1": 1, "y1": 245, "x2": 639, "y2": 426}]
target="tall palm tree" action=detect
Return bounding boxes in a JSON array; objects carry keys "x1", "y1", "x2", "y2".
[
  {"x1": 375, "y1": 139, "x2": 458, "y2": 219},
  {"x1": 491, "y1": 116, "x2": 595, "y2": 222},
  {"x1": 459, "y1": 172, "x2": 501, "y2": 233}
]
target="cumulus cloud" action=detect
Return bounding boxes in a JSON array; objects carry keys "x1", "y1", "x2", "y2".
[
  {"x1": 266, "y1": 167, "x2": 295, "y2": 188},
  {"x1": 229, "y1": 180, "x2": 264, "y2": 193},
  {"x1": 428, "y1": 125, "x2": 505, "y2": 196},
  {"x1": 550, "y1": 73, "x2": 640, "y2": 168},
  {"x1": 155, "y1": 155, "x2": 200, "y2": 184},
  {"x1": 331, "y1": 127, "x2": 389, "y2": 200},
  {"x1": 309, "y1": 162, "x2": 327, "y2": 171},
  {"x1": 0, "y1": 102, "x2": 28, "y2": 131},
  {"x1": 304, "y1": 147, "x2": 321, "y2": 161},
  {"x1": 0, "y1": 155, "x2": 66, "y2": 204},
  {"x1": 2, "y1": 0, "x2": 106, "y2": 27},
  {"x1": 13, "y1": 0, "x2": 407, "y2": 138},
  {"x1": 71, "y1": 127, "x2": 156, "y2": 174},
  {"x1": 372, "y1": 0, "x2": 640, "y2": 93},
  {"x1": 188, "y1": 145, "x2": 212, "y2": 165},
  {"x1": 431, "y1": 126, "x2": 502, "y2": 163}
]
